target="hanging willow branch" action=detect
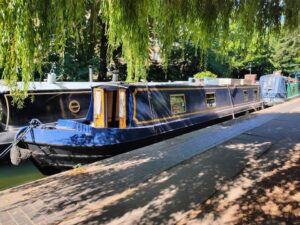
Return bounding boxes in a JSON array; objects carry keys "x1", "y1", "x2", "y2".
[
  {"x1": 0, "y1": 0, "x2": 299, "y2": 103},
  {"x1": 0, "y1": 0, "x2": 87, "y2": 105}
]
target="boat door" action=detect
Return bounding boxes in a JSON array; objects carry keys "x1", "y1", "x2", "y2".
[{"x1": 94, "y1": 88, "x2": 107, "y2": 128}]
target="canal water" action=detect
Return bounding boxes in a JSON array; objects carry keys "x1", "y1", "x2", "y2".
[{"x1": 0, "y1": 162, "x2": 45, "y2": 191}]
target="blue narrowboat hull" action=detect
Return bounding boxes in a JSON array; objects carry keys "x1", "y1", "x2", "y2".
[{"x1": 17, "y1": 101, "x2": 261, "y2": 174}]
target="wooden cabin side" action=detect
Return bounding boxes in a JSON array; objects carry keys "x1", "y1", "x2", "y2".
[{"x1": 93, "y1": 87, "x2": 127, "y2": 129}]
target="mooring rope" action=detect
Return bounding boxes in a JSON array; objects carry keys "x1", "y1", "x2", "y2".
[{"x1": 0, "y1": 119, "x2": 41, "y2": 160}]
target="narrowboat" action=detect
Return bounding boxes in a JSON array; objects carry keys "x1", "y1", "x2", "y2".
[
  {"x1": 0, "y1": 81, "x2": 101, "y2": 161},
  {"x1": 260, "y1": 73, "x2": 300, "y2": 106},
  {"x1": 12, "y1": 80, "x2": 262, "y2": 174},
  {"x1": 287, "y1": 72, "x2": 300, "y2": 98},
  {"x1": 260, "y1": 74, "x2": 288, "y2": 106}
]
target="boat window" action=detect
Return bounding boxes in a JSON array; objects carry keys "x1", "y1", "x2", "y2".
[
  {"x1": 206, "y1": 93, "x2": 216, "y2": 108},
  {"x1": 119, "y1": 91, "x2": 126, "y2": 118},
  {"x1": 170, "y1": 94, "x2": 186, "y2": 114},
  {"x1": 253, "y1": 89, "x2": 258, "y2": 101},
  {"x1": 243, "y1": 90, "x2": 249, "y2": 102},
  {"x1": 95, "y1": 91, "x2": 102, "y2": 114}
]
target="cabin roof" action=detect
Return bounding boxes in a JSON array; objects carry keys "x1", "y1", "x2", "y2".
[
  {"x1": 260, "y1": 74, "x2": 287, "y2": 94},
  {"x1": 93, "y1": 81, "x2": 259, "y2": 90},
  {"x1": 0, "y1": 82, "x2": 105, "y2": 94},
  {"x1": 260, "y1": 74, "x2": 288, "y2": 82}
]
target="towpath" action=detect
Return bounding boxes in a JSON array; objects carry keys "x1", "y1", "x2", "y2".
[{"x1": 1, "y1": 98, "x2": 300, "y2": 224}]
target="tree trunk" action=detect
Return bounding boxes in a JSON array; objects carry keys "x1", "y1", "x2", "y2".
[{"x1": 98, "y1": 19, "x2": 108, "y2": 81}]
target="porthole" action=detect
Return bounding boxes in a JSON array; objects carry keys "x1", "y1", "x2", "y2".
[{"x1": 69, "y1": 100, "x2": 81, "y2": 114}]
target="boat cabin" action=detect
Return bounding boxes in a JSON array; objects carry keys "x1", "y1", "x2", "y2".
[
  {"x1": 287, "y1": 72, "x2": 300, "y2": 98},
  {"x1": 259, "y1": 74, "x2": 288, "y2": 105},
  {"x1": 89, "y1": 82, "x2": 260, "y2": 129},
  {"x1": 0, "y1": 82, "x2": 101, "y2": 149}
]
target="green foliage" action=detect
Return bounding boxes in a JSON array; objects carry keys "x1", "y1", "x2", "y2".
[
  {"x1": 73, "y1": 163, "x2": 82, "y2": 169},
  {"x1": 0, "y1": 0, "x2": 300, "y2": 103},
  {"x1": 228, "y1": 40, "x2": 276, "y2": 78},
  {"x1": 194, "y1": 71, "x2": 218, "y2": 78},
  {"x1": 58, "y1": 39, "x2": 101, "y2": 81},
  {"x1": 0, "y1": 0, "x2": 87, "y2": 106},
  {"x1": 223, "y1": 31, "x2": 300, "y2": 78},
  {"x1": 272, "y1": 31, "x2": 300, "y2": 73},
  {"x1": 101, "y1": 0, "x2": 297, "y2": 81}
]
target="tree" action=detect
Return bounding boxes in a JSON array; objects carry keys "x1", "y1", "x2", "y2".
[
  {"x1": 272, "y1": 31, "x2": 300, "y2": 74},
  {"x1": 227, "y1": 40, "x2": 276, "y2": 78},
  {"x1": 225, "y1": 31, "x2": 300, "y2": 78},
  {"x1": 0, "y1": 0, "x2": 300, "y2": 104}
]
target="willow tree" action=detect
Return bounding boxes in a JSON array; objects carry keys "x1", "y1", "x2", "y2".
[{"x1": 0, "y1": 0, "x2": 299, "y2": 103}]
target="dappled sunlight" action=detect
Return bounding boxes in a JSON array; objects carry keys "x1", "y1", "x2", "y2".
[
  {"x1": 66, "y1": 157, "x2": 153, "y2": 176},
  {"x1": 150, "y1": 171, "x2": 176, "y2": 184},
  {"x1": 61, "y1": 186, "x2": 143, "y2": 225},
  {"x1": 177, "y1": 138, "x2": 300, "y2": 225},
  {"x1": 260, "y1": 149, "x2": 300, "y2": 180},
  {"x1": 2, "y1": 102, "x2": 300, "y2": 224},
  {"x1": 216, "y1": 177, "x2": 254, "y2": 211},
  {"x1": 60, "y1": 182, "x2": 179, "y2": 225},
  {"x1": 0, "y1": 179, "x2": 60, "y2": 208},
  {"x1": 58, "y1": 131, "x2": 274, "y2": 224},
  {"x1": 105, "y1": 186, "x2": 179, "y2": 225}
]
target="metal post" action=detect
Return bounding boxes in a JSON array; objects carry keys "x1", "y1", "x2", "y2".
[{"x1": 227, "y1": 85, "x2": 235, "y2": 119}]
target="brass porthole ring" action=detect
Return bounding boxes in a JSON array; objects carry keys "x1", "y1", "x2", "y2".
[{"x1": 69, "y1": 100, "x2": 81, "y2": 114}]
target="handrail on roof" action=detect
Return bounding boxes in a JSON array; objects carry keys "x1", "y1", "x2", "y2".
[{"x1": 92, "y1": 82, "x2": 129, "y2": 90}]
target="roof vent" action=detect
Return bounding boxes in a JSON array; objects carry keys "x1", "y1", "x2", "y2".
[{"x1": 47, "y1": 70, "x2": 56, "y2": 83}]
